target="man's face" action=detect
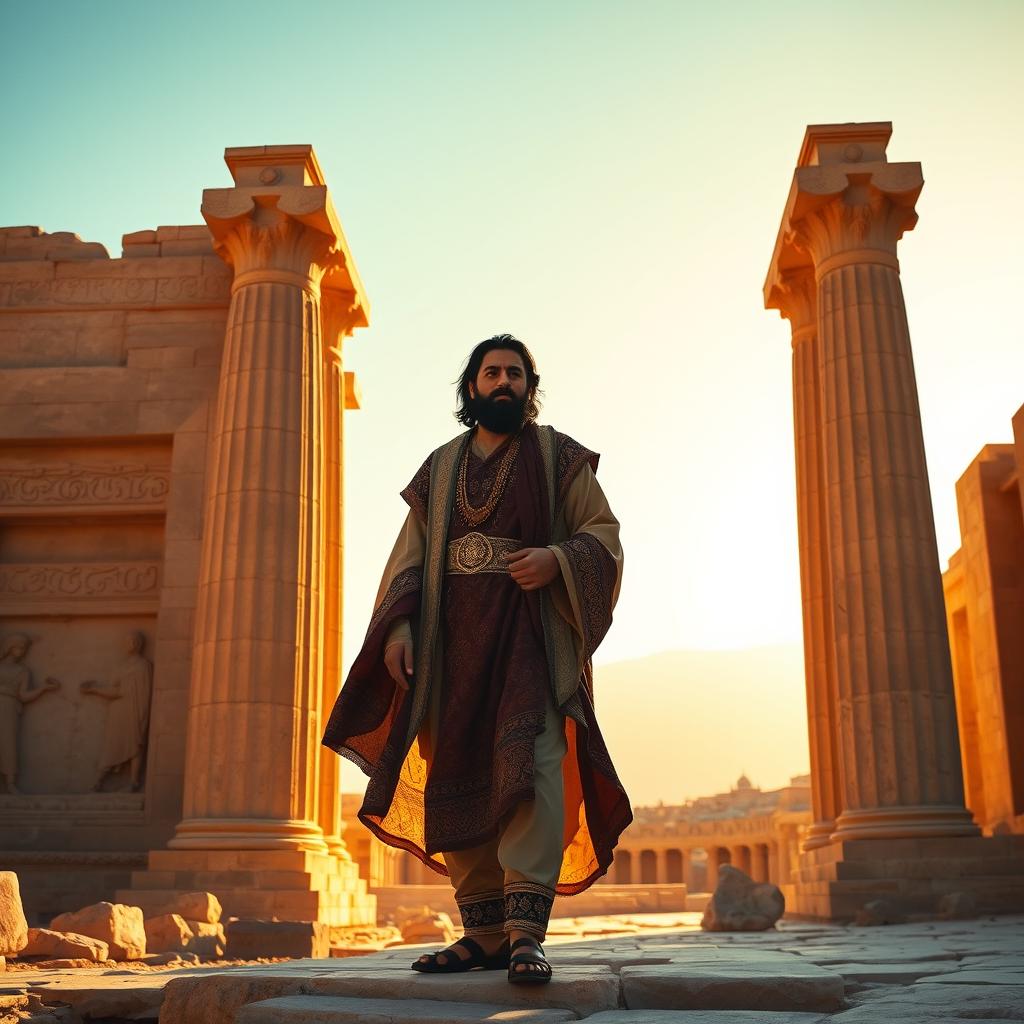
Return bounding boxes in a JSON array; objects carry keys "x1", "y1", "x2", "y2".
[
  {"x1": 470, "y1": 350, "x2": 528, "y2": 403},
  {"x1": 468, "y1": 349, "x2": 530, "y2": 433}
]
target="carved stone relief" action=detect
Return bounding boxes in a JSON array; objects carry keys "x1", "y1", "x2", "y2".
[
  {"x1": 0, "y1": 633, "x2": 60, "y2": 792},
  {"x1": 80, "y1": 631, "x2": 153, "y2": 792},
  {"x1": 1, "y1": 618, "x2": 156, "y2": 795}
]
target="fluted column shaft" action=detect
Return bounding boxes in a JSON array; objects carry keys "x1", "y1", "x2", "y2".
[
  {"x1": 317, "y1": 328, "x2": 346, "y2": 857},
  {"x1": 173, "y1": 274, "x2": 328, "y2": 849},
  {"x1": 783, "y1": 268, "x2": 843, "y2": 849},
  {"x1": 814, "y1": 242, "x2": 976, "y2": 839}
]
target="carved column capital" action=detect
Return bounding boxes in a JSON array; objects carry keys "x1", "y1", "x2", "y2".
[
  {"x1": 764, "y1": 122, "x2": 923, "y2": 297},
  {"x1": 767, "y1": 266, "x2": 817, "y2": 346},
  {"x1": 201, "y1": 145, "x2": 369, "y2": 323},
  {"x1": 789, "y1": 164, "x2": 922, "y2": 274},
  {"x1": 201, "y1": 189, "x2": 334, "y2": 296}
]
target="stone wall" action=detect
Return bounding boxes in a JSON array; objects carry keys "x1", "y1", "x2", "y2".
[
  {"x1": 0, "y1": 224, "x2": 229, "y2": 918},
  {"x1": 943, "y1": 409, "x2": 1024, "y2": 838}
]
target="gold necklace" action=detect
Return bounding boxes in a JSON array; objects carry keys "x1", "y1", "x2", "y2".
[{"x1": 457, "y1": 434, "x2": 520, "y2": 527}]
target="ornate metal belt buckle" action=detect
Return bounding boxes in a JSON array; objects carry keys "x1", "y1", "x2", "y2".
[{"x1": 454, "y1": 532, "x2": 493, "y2": 574}]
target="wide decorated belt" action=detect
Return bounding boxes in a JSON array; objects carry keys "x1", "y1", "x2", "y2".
[{"x1": 446, "y1": 532, "x2": 521, "y2": 575}]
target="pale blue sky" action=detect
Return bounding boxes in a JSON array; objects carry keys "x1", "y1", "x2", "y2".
[{"x1": 3, "y1": 0, "x2": 1023, "y2": 672}]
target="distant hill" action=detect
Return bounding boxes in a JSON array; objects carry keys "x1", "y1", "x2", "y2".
[
  {"x1": 340, "y1": 644, "x2": 811, "y2": 807},
  {"x1": 592, "y1": 645, "x2": 809, "y2": 807}
]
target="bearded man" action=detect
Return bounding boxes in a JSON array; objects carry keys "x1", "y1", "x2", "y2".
[{"x1": 323, "y1": 334, "x2": 630, "y2": 983}]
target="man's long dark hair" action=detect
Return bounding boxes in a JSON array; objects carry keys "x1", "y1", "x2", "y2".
[{"x1": 454, "y1": 334, "x2": 542, "y2": 428}]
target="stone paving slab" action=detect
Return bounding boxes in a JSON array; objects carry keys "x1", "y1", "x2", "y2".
[
  {"x1": 781, "y1": 945, "x2": 959, "y2": 964},
  {"x1": 159, "y1": 965, "x2": 620, "y2": 1024},
  {"x1": 9, "y1": 914, "x2": 1024, "y2": 1024},
  {"x1": 922, "y1": 968, "x2": 1024, "y2": 985},
  {"x1": 300, "y1": 966, "x2": 620, "y2": 1016},
  {"x1": 620, "y1": 957, "x2": 845, "y2": 1013},
  {"x1": 236, "y1": 994, "x2": 579, "y2": 1024},
  {"x1": 835, "y1": 981, "x2": 1024, "y2": 1019},
  {"x1": 820, "y1": 961, "x2": 960, "y2": 985},
  {"x1": 583, "y1": 1012, "x2": 829, "y2": 1024}
]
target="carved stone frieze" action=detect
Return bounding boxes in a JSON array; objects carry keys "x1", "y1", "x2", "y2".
[
  {"x1": 0, "y1": 462, "x2": 170, "y2": 508},
  {"x1": 0, "y1": 273, "x2": 230, "y2": 310},
  {"x1": 0, "y1": 562, "x2": 160, "y2": 601},
  {"x1": 0, "y1": 848, "x2": 146, "y2": 865}
]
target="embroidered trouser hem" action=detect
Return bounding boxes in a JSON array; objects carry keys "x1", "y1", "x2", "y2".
[
  {"x1": 455, "y1": 890, "x2": 504, "y2": 937},
  {"x1": 442, "y1": 693, "x2": 567, "y2": 940},
  {"x1": 504, "y1": 879, "x2": 556, "y2": 938}
]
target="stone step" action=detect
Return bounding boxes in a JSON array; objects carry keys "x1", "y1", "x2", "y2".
[
  {"x1": 159, "y1": 965, "x2": 620, "y2": 1023},
  {"x1": 795, "y1": 855, "x2": 1024, "y2": 883},
  {"x1": 116, "y1": 886, "x2": 375, "y2": 927},
  {"x1": 237, "y1": 995, "x2": 578, "y2": 1024},
  {"x1": 620, "y1": 950, "x2": 845, "y2": 1013},
  {"x1": 787, "y1": 877, "x2": 1024, "y2": 916}
]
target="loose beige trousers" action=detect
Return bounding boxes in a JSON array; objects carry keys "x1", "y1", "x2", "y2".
[{"x1": 441, "y1": 692, "x2": 567, "y2": 939}]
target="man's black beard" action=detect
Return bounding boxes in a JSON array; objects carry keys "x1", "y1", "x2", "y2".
[{"x1": 469, "y1": 390, "x2": 527, "y2": 434}]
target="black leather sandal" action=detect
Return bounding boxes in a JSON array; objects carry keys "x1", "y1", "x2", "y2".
[
  {"x1": 507, "y1": 936, "x2": 552, "y2": 984},
  {"x1": 410, "y1": 936, "x2": 510, "y2": 973}
]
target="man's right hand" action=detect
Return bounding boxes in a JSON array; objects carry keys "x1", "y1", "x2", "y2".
[{"x1": 384, "y1": 640, "x2": 414, "y2": 691}]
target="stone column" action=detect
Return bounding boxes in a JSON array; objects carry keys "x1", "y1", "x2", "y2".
[
  {"x1": 655, "y1": 848, "x2": 667, "y2": 884},
  {"x1": 751, "y1": 843, "x2": 769, "y2": 882},
  {"x1": 767, "y1": 123, "x2": 977, "y2": 848},
  {"x1": 767, "y1": 840, "x2": 780, "y2": 884},
  {"x1": 790, "y1": 143, "x2": 976, "y2": 843},
  {"x1": 769, "y1": 267, "x2": 843, "y2": 850},
  {"x1": 317, "y1": 297, "x2": 361, "y2": 859},
  {"x1": 706, "y1": 849, "x2": 720, "y2": 892},
  {"x1": 171, "y1": 151, "x2": 349, "y2": 849}
]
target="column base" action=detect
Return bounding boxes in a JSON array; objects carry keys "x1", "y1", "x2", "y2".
[
  {"x1": 169, "y1": 817, "x2": 328, "y2": 852},
  {"x1": 830, "y1": 804, "x2": 980, "y2": 841},
  {"x1": 783, "y1": 834, "x2": 1024, "y2": 920},
  {"x1": 120, "y1": 847, "x2": 376, "y2": 929},
  {"x1": 801, "y1": 820, "x2": 837, "y2": 852}
]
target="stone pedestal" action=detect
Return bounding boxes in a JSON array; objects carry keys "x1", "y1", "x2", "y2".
[
  {"x1": 765, "y1": 122, "x2": 1024, "y2": 919},
  {"x1": 127, "y1": 145, "x2": 373, "y2": 928}
]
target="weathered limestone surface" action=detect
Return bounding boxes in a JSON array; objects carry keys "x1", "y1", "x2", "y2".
[
  {"x1": 144, "y1": 913, "x2": 192, "y2": 954},
  {"x1": 943, "y1": 417, "x2": 1024, "y2": 838},
  {"x1": 621, "y1": 956, "x2": 844, "y2": 1012},
  {"x1": 14, "y1": 914, "x2": 1024, "y2": 1023},
  {"x1": 150, "y1": 891, "x2": 222, "y2": 924},
  {"x1": 585, "y1": 1014, "x2": 828, "y2": 1024},
  {"x1": 701, "y1": 865, "x2": 785, "y2": 931},
  {"x1": 238, "y1": 995, "x2": 579, "y2": 1024},
  {"x1": 49, "y1": 901, "x2": 145, "y2": 960},
  {"x1": 0, "y1": 872, "x2": 28, "y2": 955},
  {"x1": 225, "y1": 920, "x2": 329, "y2": 960},
  {"x1": 21, "y1": 927, "x2": 109, "y2": 962}
]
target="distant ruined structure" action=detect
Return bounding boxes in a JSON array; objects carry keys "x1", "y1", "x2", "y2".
[
  {"x1": 613, "y1": 775, "x2": 810, "y2": 894},
  {"x1": 765, "y1": 121, "x2": 1024, "y2": 917},
  {"x1": 943, "y1": 402, "x2": 1024, "y2": 838},
  {"x1": 0, "y1": 145, "x2": 374, "y2": 929},
  {"x1": 345, "y1": 775, "x2": 811, "y2": 924}
]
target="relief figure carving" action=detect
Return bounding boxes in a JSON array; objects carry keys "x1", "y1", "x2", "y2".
[
  {"x1": 79, "y1": 631, "x2": 153, "y2": 792},
  {"x1": 0, "y1": 633, "x2": 61, "y2": 794}
]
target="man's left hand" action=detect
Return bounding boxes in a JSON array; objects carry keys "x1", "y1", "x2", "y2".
[{"x1": 507, "y1": 547, "x2": 559, "y2": 591}]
